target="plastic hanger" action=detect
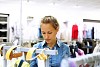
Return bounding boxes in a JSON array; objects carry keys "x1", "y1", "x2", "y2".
[
  {"x1": 6, "y1": 46, "x2": 22, "y2": 60},
  {"x1": 26, "y1": 47, "x2": 37, "y2": 60},
  {"x1": 0, "y1": 44, "x2": 6, "y2": 56},
  {"x1": 26, "y1": 48, "x2": 48, "y2": 61}
]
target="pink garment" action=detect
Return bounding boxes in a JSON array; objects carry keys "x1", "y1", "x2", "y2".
[
  {"x1": 83, "y1": 30, "x2": 87, "y2": 38},
  {"x1": 68, "y1": 58, "x2": 77, "y2": 67},
  {"x1": 75, "y1": 48, "x2": 85, "y2": 57}
]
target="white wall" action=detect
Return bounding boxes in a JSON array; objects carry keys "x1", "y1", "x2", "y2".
[
  {"x1": 0, "y1": 1, "x2": 100, "y2": 42},
  {"x1": 0, "y1": 1, "x2": 21, "y2": 42}
]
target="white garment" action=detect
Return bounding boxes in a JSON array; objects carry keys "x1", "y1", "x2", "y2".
[
  {"x1": 60, "y1": 56, "x2": 69, "y2": 67},
  {"x1": 93, "y1": 43, "x2": 100, "y2": 67},
  {"x1": 37, "y1": 59, "x2": 45, "y2": 67},
  {"x1": 0, "y1": 56, "x2": 3, "y2": 67},
  {"x1": 93, "y1": 44, "x2": 100, "y2": 53},
  {"x1": 61, "y1": 29, "x2": 71, "y2": 44}
]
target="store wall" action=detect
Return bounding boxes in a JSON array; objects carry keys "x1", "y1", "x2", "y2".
[
  {"x1": 0, "y1": 1, "x2": 21, "y2": 42},
  {"x1": 21, "y1": 1, "x2": 84, "y2": 42},
  {"x1": 0, "y1": 1, "x2": 100, "y2": 43}
]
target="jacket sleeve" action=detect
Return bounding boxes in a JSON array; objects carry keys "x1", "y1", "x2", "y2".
[{"x1": 67, "y1": 45, "x2": 71, "y2": 57}]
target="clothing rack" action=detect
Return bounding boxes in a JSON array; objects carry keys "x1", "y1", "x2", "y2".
[
  {"x1": 69, "y1": 52, "x2": 100, "y2": 67},
  {"x1": 1, "y1": 45, "x2": 58, "y2": 67}
]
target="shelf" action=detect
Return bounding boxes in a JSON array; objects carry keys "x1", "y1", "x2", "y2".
[
  {"x1": 0, "y1": 29, "x2": 8, "y2": 31},
  {"x1": 0, "y1": 37, "x2": 7, "y2": 38},
  {"x1": 0, "y1": 22, "x2": 7, "y2": 24},
  {"x1": 0, "y1": 37, "x2": 7, "y2": 42},
  {"x1": 0, "y1": 14, "x2": 9, "y2": 42}
]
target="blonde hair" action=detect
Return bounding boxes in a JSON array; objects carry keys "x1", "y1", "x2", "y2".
[{"x1": 41, "y1": 16, "x2": 59, "y2": 30}]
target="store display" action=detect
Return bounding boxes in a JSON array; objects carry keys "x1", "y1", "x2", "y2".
[{"x1": 0, "y1": 14, "x2": 9, "y2": 42}]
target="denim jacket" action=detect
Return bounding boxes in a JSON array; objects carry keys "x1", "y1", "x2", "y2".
[{"x1": 30, "y1": 40, "x2": 70, "y2": 67}]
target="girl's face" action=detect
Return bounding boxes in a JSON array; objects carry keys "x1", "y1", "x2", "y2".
[{"x1": 41, "y1": 23, "x2": 58, "y2": 44}]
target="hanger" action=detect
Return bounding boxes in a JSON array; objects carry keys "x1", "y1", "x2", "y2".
[
  {"x1": 26, "y1": 48, "x2": 48, "y2": 61},
  {"x1": 6, "y1": 46, "x2": 22, "y2": 60},
  {"x1": 26, "y1": 47, "x2": 37, "y2": 60},
  {"x1": 37, "y1": 49, "x2": 48, "y2": 60},
  {"x1": 0, "y1": 44, "x2": 6, "y2": 56}
]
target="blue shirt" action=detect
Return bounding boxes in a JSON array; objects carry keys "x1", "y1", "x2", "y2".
[{"x1": 30, "y1": 40, "x2": 70, "y2": 67}]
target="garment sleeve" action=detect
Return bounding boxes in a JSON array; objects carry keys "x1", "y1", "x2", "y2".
[
  {"x1": 67, "y1": 45, "x2": 71, "y2": 57},
  {"x1": 63, "y1": 44, "x2": 71, "y2": 57}
]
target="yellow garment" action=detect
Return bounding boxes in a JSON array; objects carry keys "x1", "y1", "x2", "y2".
[
  {"x1": 37, "y1": 52, "x2": 48, "y2": 60},
  {"x1": 0, "y1": 45, "x2": 3, "y2": 55},
  {"x1": 26, "y1": 48, "x2": 48, "y2": 61},
  {"x1": 36, "y1": 49, "x2": 48, "y2": 60},
  {"x1": 26, "y1": 48, "x2": 37, "y2": 60},
  {"x1": 6, "y1": 46, "x2": 17, "y2": 60},
  {"x1": 11, "y1": 59, "x2": 30, "y2": 67}
]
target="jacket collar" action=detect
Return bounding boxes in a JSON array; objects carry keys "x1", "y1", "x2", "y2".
[{"x1": 41, "y1": 39, "x2": 61, "y2": 47}]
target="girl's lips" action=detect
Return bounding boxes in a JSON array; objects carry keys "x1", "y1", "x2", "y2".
[
  {"x1": 46, "y1": 39, "x2": 50, "y2": 40},
  {"x1": 45, "y1": 39, "x2": 50, "y2": 41}
]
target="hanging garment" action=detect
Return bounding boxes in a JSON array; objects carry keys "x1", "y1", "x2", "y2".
[
  {"x1": 91, "y1": 27, "x2": 94, "y2": 39},
  {"x1": 60, "y1": 56, "x2": 70, "y2": 67},
  {"x1": 87, "y1": 29, "x2": 92, "y2": 39},
  {"x1": 75, "y1": 48, "x2": 85, "y2": 57},
  {"x1": 69, "y1": 45, "x2": 78, "y2": 58},
  {"x1": 0, "y1": 56, "x2": 3, "y2": 67},
  {"x1": 83, "y1": 30, "x2": 87, "y2": 39},
  {"x1": 38, "y1": 28, "x2": 43, "y2": 38},
  {"x1": 11, "y1": 59, "x2": 30, "y2": 67},
  {"x1": 72, "y1": 24, "x2": 78, "y2": 40},
  {"x1": 61, "y1": 29, "x2": 71, "y2": 44},
  {"x1": 93, "y1": 43, "x2": 100, "y2": 67},
  {"x1": 93, "y1": 43, "x2": 100, "y2": 53},
  {"x1": 68, "y1": 58, "x2": 77, "y2": 67}
]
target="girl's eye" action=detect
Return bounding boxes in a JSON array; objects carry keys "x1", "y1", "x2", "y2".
[
  {"x1": 42, "y1": 33, "x2": 45, "y2": 34},
  {"x1": 42, "y1": 31, "x2": 52, "y2": 34},
  {"x1": 48, "y1": 32, "x2": 52, "y2": 34},
  {"x1": 42, "y1": 32, "x2": 45, "y2": 34}
]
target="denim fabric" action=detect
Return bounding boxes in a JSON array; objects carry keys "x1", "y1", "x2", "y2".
[{"x1": 30, "y1": 40, "x2": 70, "y2": 67}]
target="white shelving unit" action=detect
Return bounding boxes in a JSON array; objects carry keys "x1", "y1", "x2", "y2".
[{"x1": 0, "y1": 13, "x2": 9, "y2": 42}]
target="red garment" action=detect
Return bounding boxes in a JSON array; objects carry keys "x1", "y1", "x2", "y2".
[{"x1": 72, "y1": 24, "x2": 78, "y2": 40}]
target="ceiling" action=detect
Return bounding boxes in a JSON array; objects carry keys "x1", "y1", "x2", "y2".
[{"x1": 0, "y1": 0, "x2": 100, "y2": 10}]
